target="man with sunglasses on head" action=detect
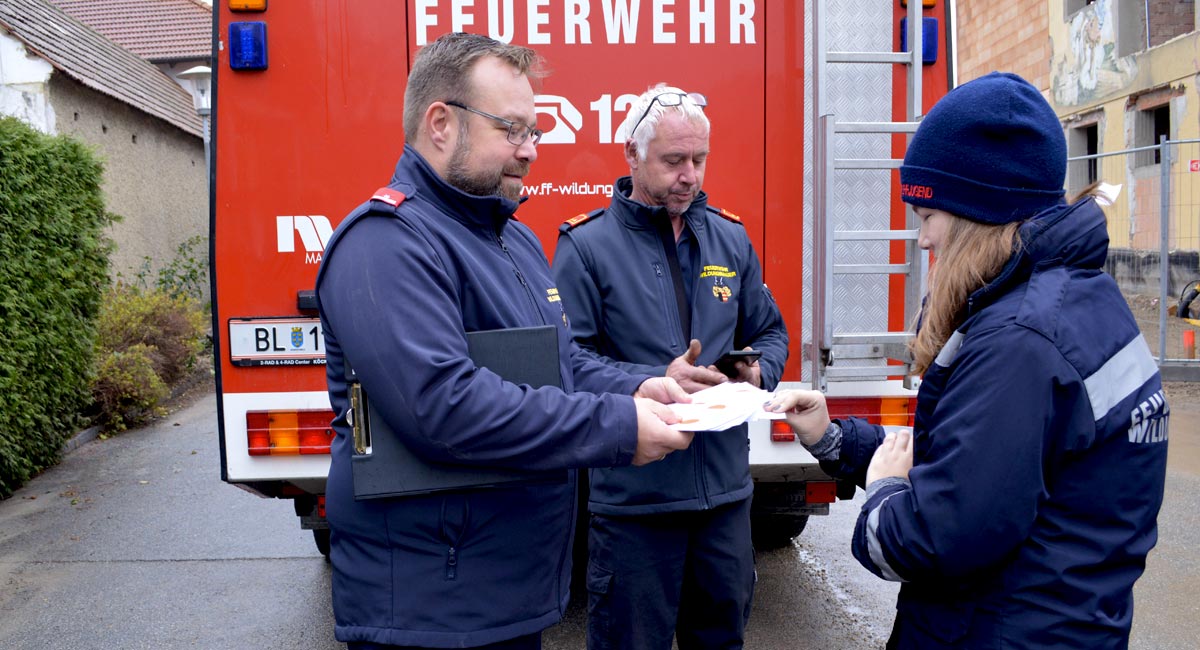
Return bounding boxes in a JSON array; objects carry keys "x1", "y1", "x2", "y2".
[
  {"x1": 553, "y1": 84, "x2": 788, "y2": 649},
  {"x1": 316, "y1": 37, "x2": 695, "y2": 650}
]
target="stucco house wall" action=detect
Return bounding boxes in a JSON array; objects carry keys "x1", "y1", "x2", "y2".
[
  {"x1": 47, "y1": 72, "x2": 205, "y2": 281},
  {"x1": 0, "y1": 0, "x2": 207, "y2": 291}
]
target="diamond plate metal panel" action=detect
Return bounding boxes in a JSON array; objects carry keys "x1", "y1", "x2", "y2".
[{"x1": 804, "y1": 0, "x2": 899, "y2": 379}]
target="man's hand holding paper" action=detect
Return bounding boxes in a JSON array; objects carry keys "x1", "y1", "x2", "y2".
[{"x1": 666, "y1": 382, "x2": 785, "y2": 431}]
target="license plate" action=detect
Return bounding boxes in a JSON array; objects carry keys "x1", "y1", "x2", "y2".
[{"x1": 228, "y1": 318, "x2": 325, "y2": 367}]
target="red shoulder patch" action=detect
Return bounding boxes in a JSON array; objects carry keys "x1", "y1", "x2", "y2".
[
  {"x1": 563, "y1": 212, "x2": 592, "y2": 228},
  {"x1": 716, "y1": 208, "x2": 742, "y2": 224},
  {"x1": 371, "y1": 187, "x2": 406, "y2": 206}
]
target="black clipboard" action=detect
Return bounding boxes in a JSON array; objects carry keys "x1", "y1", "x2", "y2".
[{"x1": 349, "y1": 326, "x2": 568, "y2": 500}]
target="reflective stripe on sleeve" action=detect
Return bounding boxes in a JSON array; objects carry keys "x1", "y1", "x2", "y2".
[
  {"x1": 934, "y1": 331, "x2": 965, "y2": 368},
  {"x1": 866, "y1": 494, "x2": 908, "y2": 583},
  {"x1": 1084, "y1": 334, "x2": 1158, "y2": 422}
]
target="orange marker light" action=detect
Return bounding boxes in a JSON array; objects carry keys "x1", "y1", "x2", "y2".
[{"x1": 229, "y1": 0, "x2": 267, "y2": 11}]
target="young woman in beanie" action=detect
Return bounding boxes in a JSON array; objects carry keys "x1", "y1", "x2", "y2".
[{"x1": 768, "y1": 72, "x2": 1169, "y2": 649}]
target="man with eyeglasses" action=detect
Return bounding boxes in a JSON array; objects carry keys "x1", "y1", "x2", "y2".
[
  {"x1": 315, "y1": 35, "x2": 695, "y2": 650},
  {"x1": 553, "y1": 84, "x2": 789, "y2": 649}
]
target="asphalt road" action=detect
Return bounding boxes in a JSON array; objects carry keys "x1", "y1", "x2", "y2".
[
  {"x1": 0, "y1": 389, "x2": 338, "y2": 650},
  {"x1": 0, "y1": 387, "x2": 1195, "y2": 649}
]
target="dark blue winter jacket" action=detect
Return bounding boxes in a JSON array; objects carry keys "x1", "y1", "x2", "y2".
[
  {"x1": 820, "y1": 198, "x2": 1169, "y2": 649},
  {"x1": 315, "y1": 146, "x2": 649, "y2": 647},
  {"x1": 553, "y1": 177, "x2": 788, "y2": 514}
]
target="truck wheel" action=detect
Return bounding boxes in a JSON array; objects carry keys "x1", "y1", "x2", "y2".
[
  {"x1": 751, "y1": 514, "x2": 808, "y2": 550},
  {"x1": 313, "y1": 528, "x2": 331, "y2": 561}
]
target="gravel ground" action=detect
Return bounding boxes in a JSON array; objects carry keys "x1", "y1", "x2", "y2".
[
  {"x1": 1164, "y1": 380, "x2": 1200, "y2": 402},
  {"x1": 1127, "y1": 293, "x2": 1200, "y2": 361}
]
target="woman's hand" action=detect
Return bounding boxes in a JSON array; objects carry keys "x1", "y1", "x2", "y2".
[
  {"x1": 866, "y1": 429, "x2": 914, "y2": 486},
  {"x1": 765, "y1": 389, "x2": 830, "y2": 446}
]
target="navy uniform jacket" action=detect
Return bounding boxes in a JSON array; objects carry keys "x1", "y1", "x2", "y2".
[
  {"x1": 821, "y1": 199, "x2": 1169, "y2": 649},
  {"x1": 315, "y1": 146, "x2": 649, "y2": 647},
  {"x1": 553, "y1": 177, "x2": 788, "y2": 515}
]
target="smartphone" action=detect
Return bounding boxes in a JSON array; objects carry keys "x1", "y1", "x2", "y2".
[{"x1": 713, "y1": 350, "x2": 762, "y2": 378}]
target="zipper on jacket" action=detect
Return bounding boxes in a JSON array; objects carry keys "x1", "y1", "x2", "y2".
[
  {"x1": 440, "y1": 497, "x2": 468, "y2": 581},
  {"x1": 695, "y1": 429, "x2": 711, "y2": 509},
  {"x1": 496, "y1": 232, "x2": 548, "y2": 325},
  {"x1": 512, "y1": 269, "x2": 546, "y2": 324},
  {"x1": 651, "y1": 261, "x2": 684, "y2": 352},
  {"x1": 689, "y1": 233, "x2": 714, "y2": 509},
  {"x1": 554, "y1": 477, "x2": 581, "y2": 607}
]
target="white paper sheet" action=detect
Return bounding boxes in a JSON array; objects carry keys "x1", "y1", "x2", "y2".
[{"x1": 667, "y1": 382, "x2": 786, "y2": 431}]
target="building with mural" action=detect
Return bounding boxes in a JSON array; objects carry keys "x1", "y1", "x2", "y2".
[{"x1": 958, "y1": 0, "x2": 1199, "y2": 292}]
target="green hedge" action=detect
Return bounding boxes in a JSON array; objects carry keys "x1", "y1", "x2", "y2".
[{"x1": 0, "y1": 117, "x2": 114, "y2": 498}]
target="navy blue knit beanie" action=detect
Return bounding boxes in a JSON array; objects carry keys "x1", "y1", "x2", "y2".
[{"x1": 899, "y1": 72, "x2": 1066, "y2": 224}]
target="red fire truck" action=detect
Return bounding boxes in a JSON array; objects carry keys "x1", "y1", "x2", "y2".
[{"x1": 212, "y1": 0, "x2": 952, "y2": 555}]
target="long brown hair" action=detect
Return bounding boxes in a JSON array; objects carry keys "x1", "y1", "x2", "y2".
[
  {"x1": 908, "y1": 185, "x2": 1110, "y2": 373},
  {"x1": 908, "y1": 216, "x2": 1022, "y2": 374}
]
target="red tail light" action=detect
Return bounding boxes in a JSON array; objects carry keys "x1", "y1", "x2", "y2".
[
  {"x1": 827, "y1": 396, "x2": 915, "y2": 426},
  {"x1": 246, "y1": 410, "x2": 335, "y2": 456},
  {"x1": 769, "y1": 420, "x2": 796, "y2": 442}
]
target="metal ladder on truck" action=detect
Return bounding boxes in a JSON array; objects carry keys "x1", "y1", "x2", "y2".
[{"x1": 810, "y1": 0, "x2": 930, "y2": 392}]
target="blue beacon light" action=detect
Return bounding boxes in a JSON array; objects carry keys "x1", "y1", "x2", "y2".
[
  {"x1": 899, "y1": 17, "x2": 938, "y2": 66},
  {"x1": 229, "y1": 21, "x2": 268, "y2": 71}
]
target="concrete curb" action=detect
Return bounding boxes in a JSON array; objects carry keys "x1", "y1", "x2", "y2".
[
  {"x1": 1161, "y1": 363, "x2": 1200, "y2": 382},
  {"x1": 62, "y1": 425, "x2": 102, "y2": 456},
  {"x1": 60, "y1": 360, "x2": 214, "y2": 458}
]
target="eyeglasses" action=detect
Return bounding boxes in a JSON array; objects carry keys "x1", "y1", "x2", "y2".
[
  {"x1": 628, "y1": 92, "x2": 708, "y2": 139},
  {"x1": 446, "y1": 100, "x2": 543, "y2": 147}
]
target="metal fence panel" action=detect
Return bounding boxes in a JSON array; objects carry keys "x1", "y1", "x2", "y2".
[{"x1": 1069, "y1": 139, "x2": 1200, "y2": 368}]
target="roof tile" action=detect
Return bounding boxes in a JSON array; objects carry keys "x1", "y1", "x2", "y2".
[
  {"x1": 0, "y1": 0, "x2": 203, "y2": 136},
  {"x1": 50, "y1": 0, "x2": 211, "y2": 62}
]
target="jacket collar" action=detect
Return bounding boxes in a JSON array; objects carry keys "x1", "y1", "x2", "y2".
[
  {"x1": 610, "y1": 176, "x2": 710, "y2": 234},
  {"x1": 389, "y1": 144, "x2": 525, "y2": 229},
  {"x1": 967, "y1": 198, "x2": 1109, "y2": 315}
]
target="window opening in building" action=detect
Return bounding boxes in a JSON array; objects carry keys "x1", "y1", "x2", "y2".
[
  {"x1": 1068, "y1": 122, "x2": 1100, "y2": 192},
  {"x1": 1064, "y1": 0, "x2": 1097, "y2": 16},
  {"x1": 1135, "y1": 103, "x2": 1170, "y2": 167},
  {"x1": 1117, "y1": 4, "x2": 1147, "y2": 57},
  {"x1": 1148, "y1": 0, "x2": 1195, "y2": 49}
]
